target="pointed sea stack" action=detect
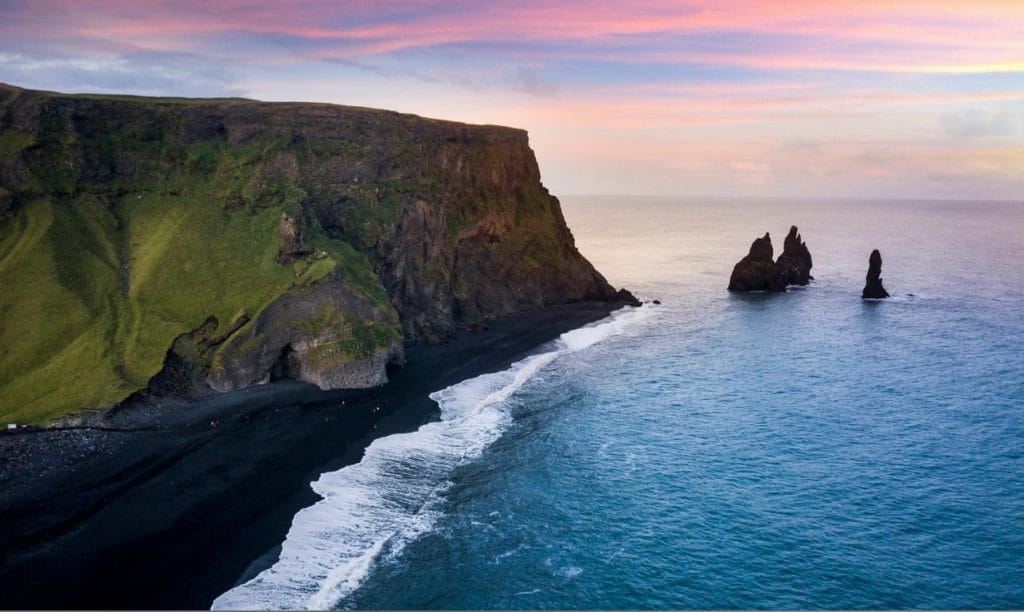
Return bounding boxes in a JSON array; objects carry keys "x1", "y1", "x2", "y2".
[
  {"x1": 862, "y1": 249, "x2": 890, "y2": 299},
  {"x1": 728, "y1": 233, "x2": 786, "y2": 291},
  {"x1": 775, "y1": 225, "x2": 813, "y2": 286},
  {"x1": 728, "y1": 226, "x2": 814, "y2": 292}
]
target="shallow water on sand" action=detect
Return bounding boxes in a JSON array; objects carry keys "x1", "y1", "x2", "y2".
[{"x1": 224, "y1": 197, "x2": 1024, "y2": 609}]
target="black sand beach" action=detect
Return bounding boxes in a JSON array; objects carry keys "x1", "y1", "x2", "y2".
[{"x1": 0, "y1": 301, "x2": 620, "y2": 609}]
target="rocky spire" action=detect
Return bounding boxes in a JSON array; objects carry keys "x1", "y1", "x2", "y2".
[
  {"x1": 727, "y1": 226, "x2": 814, "y2": 292},
  {"x1": 862, "y1": 249, "x2": 890, "y2": 299},
  {"x1": 775, "y1": 225, "x2": 813, "y2": 286}
]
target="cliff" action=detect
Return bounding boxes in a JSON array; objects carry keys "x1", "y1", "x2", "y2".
[{"x1": 0, "y1": 83, "x2": 619, "y2": 424}]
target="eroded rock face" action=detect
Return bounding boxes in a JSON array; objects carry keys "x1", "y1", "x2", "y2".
[
  {"x1": 374, "y1": 147, "x2": 621, "y2": 340},
  {"x1": 145, "y1": 271, "x2": 403, "y2": 399},
  {"x1": 728, "y1": 226, "x2": 814, "y2": 292},
  {"x1": 728, "y1": 233, "x2": 785, "y2": 291},
  {"x1": 862, "y1": 249, "x2": 890, "y2": 299},
  {"x1": 208, "y1": 269, "x2": 404, "y2": 393}
]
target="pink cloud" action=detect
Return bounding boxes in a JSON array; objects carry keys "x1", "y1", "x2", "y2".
[
  {"x1": 4, "y1": 1, "x2": 1022, "y2": 74},
  {"x1": 481, "y1": 87, "x2": 1024, "y2": 132},
  {"x1": 4, "y1": 0, "x2": 1021, "y2": 198}
]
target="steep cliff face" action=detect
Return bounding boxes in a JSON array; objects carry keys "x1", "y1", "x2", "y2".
[{"x1": 0, "y1": 83, "x2": 617, "y2": 423}]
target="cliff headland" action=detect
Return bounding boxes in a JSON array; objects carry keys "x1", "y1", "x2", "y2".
[
  {"x1": 0, "y1": 83, "x2": 633, "y2": 608},
  {"x1": 0, "y1": 83, "x2": 625, "y2": 425}
]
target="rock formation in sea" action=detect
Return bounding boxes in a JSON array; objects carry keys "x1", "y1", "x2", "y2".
[
  {"x1": 615, "y1": 288, "x2": 642, "y2": 307},
  {"x1": 775, "y1": 225, "x2": 814, "y2": 286},
  {"x1": 728, "y1": 232, "x2": 784, "y2": 291},
  {"x1": 728, "y1": 226, "x2": 814, "y2": 292},
  {"x1": 862, "y1": 249, "x2": 890, "y2": 299},
  {"x1": 0, "y1": 82, "x2": 631, "y2": 424}
]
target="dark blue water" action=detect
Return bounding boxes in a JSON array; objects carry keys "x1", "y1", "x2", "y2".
[{"x1": 219, "y1": 198, "x2": 1024, "y2": 609}]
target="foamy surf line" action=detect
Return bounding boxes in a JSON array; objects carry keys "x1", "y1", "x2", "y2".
[{"x1": 212, "y1": 304, "x2": 653, "y2": 610}]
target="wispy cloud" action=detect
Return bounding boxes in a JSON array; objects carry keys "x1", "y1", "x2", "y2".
[
  {"x1": 0, "y1": 50, "x2": 244, "y2": 96},
  {"x1": 1, "y1": 0, "x2": 1022, "y2": 198},
  {"x1": 4, "y1": 1, "x2": 1023, "y2": 73},
  {"x1": 941, "y1": 111, "x2": 1017, "y2": 139}
]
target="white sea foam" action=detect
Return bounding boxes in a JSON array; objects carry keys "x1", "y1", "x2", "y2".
[{"x1": 212, "y1": 304, "x2": 653, "y2": 610}]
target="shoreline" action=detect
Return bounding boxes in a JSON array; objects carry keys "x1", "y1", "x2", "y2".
[{"x1": 0, "y1": 300, "x2": 621, "y2": 609}]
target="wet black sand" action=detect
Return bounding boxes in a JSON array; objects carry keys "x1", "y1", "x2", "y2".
[{"x1": 0, "y1": 301, "x2": 619, "y2": 609}]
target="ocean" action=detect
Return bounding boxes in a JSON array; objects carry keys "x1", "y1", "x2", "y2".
[{"x1": 214, "y1": 197, "x2": 1024, "y2": 609}]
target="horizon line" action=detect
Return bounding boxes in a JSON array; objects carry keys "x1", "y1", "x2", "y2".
[{"x1": 557, "y1": 193, "x2": 1024, "y2": 204}]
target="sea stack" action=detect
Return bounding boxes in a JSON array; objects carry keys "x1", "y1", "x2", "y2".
[
  {"x1": 728, "y1": 226, "x2": 813, "y2": 292},
  {"x1": 727, "y1": 233, "x2": 785, "y2": 291},
  {"x1": 775, "y1": 226, "x2": 814, "y2": 286},
  {"x1": 862, "y1": 249, "x2": 890, "y2": 299}
]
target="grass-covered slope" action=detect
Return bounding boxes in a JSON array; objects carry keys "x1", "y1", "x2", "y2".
[
  {"x1": 0, "y1": 174, "x2": 398, "y2": 424},
  {"x1": 0, "y1": 83, "x2": 616, "y2": 424}
]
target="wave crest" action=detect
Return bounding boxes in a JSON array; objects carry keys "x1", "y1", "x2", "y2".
[{"x1": 212, "y1": 305, "x2": 652, "y2": 610}]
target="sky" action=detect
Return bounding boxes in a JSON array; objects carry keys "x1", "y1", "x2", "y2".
[{"x1": 1, "y1": 0, "x2": 1022, "y2": 200}]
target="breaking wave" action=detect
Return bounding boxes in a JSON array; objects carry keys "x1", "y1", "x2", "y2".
[{"x1": 212, "y1": 305, "x2": 652, "y2": 610}]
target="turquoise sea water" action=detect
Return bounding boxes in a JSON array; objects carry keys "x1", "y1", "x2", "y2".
[{"x1": 217, "y1": 197, "x2": 1024, "y2": 609}]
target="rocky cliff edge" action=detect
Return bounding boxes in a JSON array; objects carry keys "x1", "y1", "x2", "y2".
[{"x1": 0, "y1": 83, "x2": 621, "y2": 423}]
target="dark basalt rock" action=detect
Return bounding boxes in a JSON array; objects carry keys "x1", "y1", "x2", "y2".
[
  {"x1": 728, "y1": 232, "x2": 785, "y2": 291},
  {"x1": 775, "y1": 225, "x2": 813, "y2": 286},
  {"x1": 615, "y1": 288, "x2": 642, "y2": 307},
  {"x1": 862, "y1": 249, "x2": 890, "y2": 299},
  {"x1": 728, "y1": 226, "x2": 814, "y2": 292},
  {"x1": 0, "y1": 188, "x2": 12, "y2": 220}
]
